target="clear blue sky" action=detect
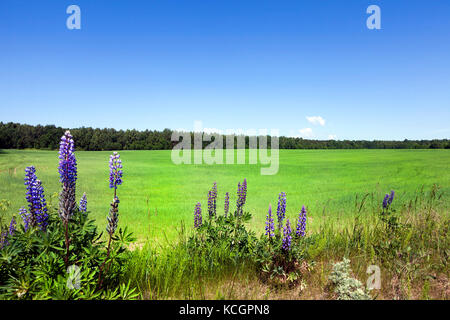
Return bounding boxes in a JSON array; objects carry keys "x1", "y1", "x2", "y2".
[{"x1": 1, "y1": 0, "x2": 449, "y2": 140}]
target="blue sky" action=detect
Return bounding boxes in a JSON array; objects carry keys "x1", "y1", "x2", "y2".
[{"x1": 1, "y1": 0, "x2": 449, "y2": 140}]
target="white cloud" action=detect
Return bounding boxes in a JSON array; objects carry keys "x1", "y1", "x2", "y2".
[
  {"x1": 306, "y1": 116, "x2": 326, "y2": 126},
  {"x1": 298, "y1": 128, "x2": 314, "y2": 138},
  {"x1": 328, "y1": 134, "x2": 337, "y2": 140}
]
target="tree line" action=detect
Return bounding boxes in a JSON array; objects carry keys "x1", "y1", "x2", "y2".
[{"x1": 0, "y1": 122, "x2": 449, "y2": 151}]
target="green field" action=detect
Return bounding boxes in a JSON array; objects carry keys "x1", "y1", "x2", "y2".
[{"x1": 0, "y1": 149, "x2": 449, "y2": 242}]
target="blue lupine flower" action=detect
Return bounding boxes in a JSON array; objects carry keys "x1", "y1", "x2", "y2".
[
  {"x1": 58, "y1": 130, "x2": 77, "y2": 188},
  {"x1": 79, "y1": 193, "x2": 87, "y2": 213},
  {"x1": 194, "y1": 202, "x2": 202, "y2": 228},
  {"x1": 208, "y1": 190, "x2": 215, "y2": 218},
  {"x1": 282, "y1": 218, "x2": 292, "y2": 251},
  {"x1": 382, "y1": 193, "x2": 389, "y2": 209},
  {"x1": 277, "y1": 192, "x2": 286, "y2": 231},
  {"x1": 24, "y1": 166, "x2": 48, "y2": 230},
  {"x1": 388, "y1": 190, "x2": 395, "y2": 205},
  {"x1": 58, "y1": 131, "x2": 77, "y2": 222},
  {"x1": 224, "y1": 192, "x2": 229, "y2": 217},
  {"x1": 8, "y1": 217, "x2": 16, "y2": 236},
  {"x1": 109, "y1": 152, "x2": 123, "y2": 190},
  {"x1": 265, "y1": 204, "x2": 275, "y2": 238},
  {"x1": 236, "y1": 179, "x2": 247, "y2": 217},
  {"x1": 19, "y1": 207, "x2": 30, "y2": 231},
  {"x1": 296, "y1": 206, "x2": 307, "y2": 237}
]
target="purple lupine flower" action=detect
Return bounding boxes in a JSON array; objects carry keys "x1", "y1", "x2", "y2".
[
  {"x1": 106, "y1": 197, "x2": 120, "y2": 235},
  {"x1": 79, "y1": 193, "x2": 87, "y2": 213},
  {"x1": 241, "y1": 178, "x2": 247, "y2": 206},
  {"x1": 388, "y1": 190, "x2": 395, "y2": 205},
  {"x1": 8, "y1": 217, "x2": 16, "y2": 237},
  {"x1": 208, "y1": 190, "x2": 215, "y2": 219},
  {"x1": 194, "y1": 202, "x2": 202, "y2": 228},
  {"x1": 382, "y1": 193, "x2": 389, "y2": 209},
  {"x1": 224, "y1": 192, "x2": 229, "y2": 217},
  {"x1": 282, "y1": 218, "x2": 292, "y2": 251},
  {"x1": 212, "y1": 182, "x2": 217, "y2": 216},
  {"x1": 19, "y1": 207, "x2": 30, "y2": 231},
  {"x1": 265, "y1": 204, "x2": 275, "y2": 238},
  {"x1": 24, "y1": 166, "x2": 48, "y2": 230},
  {"x1": 58, "y1": 131, "x2": 77, "y2": 222},
  {"x1": 109, "y1": 152, "x2": 123, "y2": 191},
  {"x1": 277, "y1": 192, "x2": 287, "y2": 231},
  {"x1": 296, "y1": 206, "x2": 307, "y2": 237}
]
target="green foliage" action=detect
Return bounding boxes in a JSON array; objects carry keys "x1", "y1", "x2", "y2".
[{"x1": 0, "y1": 207, "x2": 138, "y2": 300}]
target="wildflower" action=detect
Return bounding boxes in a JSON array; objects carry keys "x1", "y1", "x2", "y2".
[
  {"x1": 194, "y1": 202, "x2": 202, "y2": 228},
  {"x1": 58, "y1": 131, "x2": 77, "y2": 222},
  {"x1": 388, "y1": 190, "x2": 395, "y2": 205},
  {"x1": 241, "y1": 178, "x2": 247, "y2": 205},
  {"x1": 277, "y1": 192, "x2": 286, "y2": 231},
  {"x1": 24, "y1": 166, "x2": 48, "y2": 230},
  {"x1": 208, "y1": 190, "x2": 215, "y2": 219},
  {"x1": 296, "y1": 206, "x2": 307, "y2": 237},
  {"x1": 8, "y1": 217, "x2": 16, "y2": 236},
  {"x1": 282, "y1": 218, "x2": 292, "y2": 251},
  {"x1": 109, "y1": 152, "x2": 123, "y2": 191},
  {"x1": 106, "y1": 197, "x2": 120, "y2": 235},
  {"x1": 382, "y1": 193, "x2": 389, "y2": 209},
  {"x1": 19, "y1": 207, "x2": 30, "y2": 231},
  {"x1": 224, "y1": 192, "x2": 229, "y2": 217},
  {"x1": 236, "y1": 179, "x2": 247, "y2": 217},
  {"x1": 265, "y1": 204, "x2": 275, "y2": 238},
  {"x1": 79, "y1": 193, "x2": 87, "y2": 213}
]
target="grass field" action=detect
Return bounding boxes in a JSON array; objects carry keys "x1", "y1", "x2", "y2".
[{"x1": 0, "y1": 149, "x2": 449, "y2": 242}]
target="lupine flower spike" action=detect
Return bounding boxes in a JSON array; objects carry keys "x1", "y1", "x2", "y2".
[
  {"x1": 382, "y1": 194, "x2": 389, "y2": 209},
  {"x1": 282, "y1": 218, "x2": 292, "y2": 251},
  {"x1": 224, "y1": 192, "x2": 229, "y2": 217},
  {"x1": 58, "y1": 130, "x2": 77, "y2": 222},
  {"x1": 19, "y1": 207, "x2": 30, "y2": 232},
  {"x1": 24, "y1": 166, "x2": 48, "y2": 230},
  {"x1": 265, "y1": 204, "x2": 275, "y2": 238},
  {"x1": 296, "y1": 206, "x2": 307, "y2": 237},
  {"x1": 79, "y1": 193, "x2": 87, "y2": 213},
  {"x1": 194, "y1": 202, "x2": 202, "y2": 228},
  {"x1": 277, "y1": 192, "x2": 286, "y2": 231}
]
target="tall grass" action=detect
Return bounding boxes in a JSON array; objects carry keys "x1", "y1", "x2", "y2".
[{"x1": 122, "y1": 185, "x2": 449, "y2": 300}]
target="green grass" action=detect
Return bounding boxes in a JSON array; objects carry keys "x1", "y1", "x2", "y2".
[{"x1": 0, "y1": 149, "x2": 449, "y2": 242}]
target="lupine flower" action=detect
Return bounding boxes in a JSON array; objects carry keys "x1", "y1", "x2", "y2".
[
  {"x1": 282, "y1": 218, "x2": 292, "y2": 251},
  {"x1": 58, "y1": 131, "x2": 77, "y2": 222},
  {"x1": 19, "y1": 207, "x2": 30, "y2": 231},
  {"x1": 236, "y1": 179, "x2": 247, "y2": 217},
  {"x1": 265, "y1": 204, "x2": 275, "y2": 238},
  {"x1": 109, "y1": 152, "x2": 123, "y2": 190},
  {"x1": 211, "y1": 182, "x2": 217, "y2": 216},
  {"x1": 277, "y1": 192, "x2": 287, "y2": 231},
  {"x1": 194, "y1": 202, "x2": 202, "y2": 228},
  {"x1": 208, "y1": 190, "x2": 215, "y2": 219},
  {"x1": 296, "y1": 206, "x2": 307, "y2": 237},
  {"x1": 241, "y1": 179, "x2": 247, "y2": 205},
  {"x1": 0, "y1": 217, "x2": 17, "y2": 249},
  {"x1": 388, "y1": 190, "x2": 395, "y2": 205},
  {"x1": 8, "y1": 217, "x2": 16, "y2": 238},
  {"x1": 224, "y1": 192, "x2": 229, "y2": 217},
  {"x1": 382, "y1": 193, "x2": 389, "y2": 209},
  {"x1": 106, "y1": 197, "x2": 120, "y2": 235},
  {"x1": 24, "y1": 166, "x2": 48, "y2": 230},
  {"x1": 79, "y1": 193, "x2": 87, "y2": 213}
]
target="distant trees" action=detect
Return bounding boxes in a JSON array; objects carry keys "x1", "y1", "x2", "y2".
[{"x1": 0, "y1": 121, "x2": 448, "y2": 151}]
